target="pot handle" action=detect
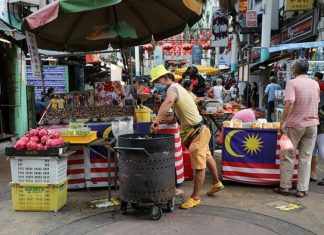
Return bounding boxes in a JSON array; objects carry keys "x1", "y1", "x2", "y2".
[{"x1": 114, "y1": 147, "x2": 151, "y2": 157}]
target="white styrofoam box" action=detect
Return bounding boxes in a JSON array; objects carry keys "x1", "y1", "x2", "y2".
[{"x1": 10, "y1": 156, "x2": 67, "y2": 184}]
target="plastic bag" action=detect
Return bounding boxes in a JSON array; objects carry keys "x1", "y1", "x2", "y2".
[
  {"x1": 279, "y1": 134, "x2": 294, "y2": 151},
  {"x1": 112, "y1": 118, "x2": 134, "y2": 138}
]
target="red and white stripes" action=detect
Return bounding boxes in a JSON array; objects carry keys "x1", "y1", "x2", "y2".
[{"x1": 158, "y1": 122, "x2": 185, "y2": 184}]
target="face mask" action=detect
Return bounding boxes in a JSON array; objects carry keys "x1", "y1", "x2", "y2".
[{"x1": 155, "y1": 83, "x2": 166, "y2": 92}]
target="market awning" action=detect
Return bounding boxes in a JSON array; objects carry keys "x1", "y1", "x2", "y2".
[
  {"x1": 0, "y1": 19, "x2": 25, "y2": 41},
  {"x1": 250, "y1": 52, "x2": 291, "y2": 70},
  {"x1": 175, "y1": 65, "x2": 221, "y2": 76},
  {"x1": 253, "y1": 41, "x2": 324, "y2": 54}
]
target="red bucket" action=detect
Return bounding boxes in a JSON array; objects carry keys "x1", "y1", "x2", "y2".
[{"x1": 182, "y1": 144, "x2": 193, "y2": 181}]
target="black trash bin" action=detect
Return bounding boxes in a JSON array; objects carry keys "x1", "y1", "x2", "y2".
[{"x1": 115, "y1": 133, "x2": 175, "y2": 220}]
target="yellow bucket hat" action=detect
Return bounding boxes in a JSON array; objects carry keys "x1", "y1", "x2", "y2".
[{"x1": 150, "y1": 64, "x2": 169, "y2": 83}]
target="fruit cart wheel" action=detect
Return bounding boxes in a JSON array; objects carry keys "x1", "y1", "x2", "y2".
[
  {"x1": 166, "y1": 198, "x2": 175, "y2": 212},
  {"x1": 131, "y1": 202, "x2": 140, "y2": 210},
  {"x1": 120, "y1": 201, "x2": 128, "y2": 215},
  {"x1": 149, "y1": 205, "x2": 162, "y2": 220}
]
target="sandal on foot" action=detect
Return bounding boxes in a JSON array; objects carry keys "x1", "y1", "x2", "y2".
[
  {"x1": 273, "y1": 187, "x2": 289, "y2": 196},
  {"x1": 296, "y1": 191, "x2": 307, "y2": 198},
  {"x1": 179, "y1": 197, "x2": 201, "y2": 209},
  {"x1": 310, "y1": 177, "x2": 317, "y2": 182}
]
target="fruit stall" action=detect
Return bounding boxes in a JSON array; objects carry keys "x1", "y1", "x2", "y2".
[
  {"x1": 5, "y1": 128, "x2": 73, "y2": 212},
  {"x1": 35, "y1": 88, "x2": 136, "y2": 189}
]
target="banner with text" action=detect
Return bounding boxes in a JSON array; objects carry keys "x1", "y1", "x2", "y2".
[
  {"x1": 285, "y1": 0, "x2": 313, "y2": 11},
  {"x1": 211, "y1": 7, "x2": 228, "y2": 47}
]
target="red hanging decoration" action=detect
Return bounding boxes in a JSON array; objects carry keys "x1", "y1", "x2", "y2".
[
  {"x1": 162, "y1": 43, "x2": 173, "y2": 51},
  {"x1": 183, "y1": 43, "x2": 192, "y2": 51},
  {"x1": 143, "y1": 43, "x2": 154, "y2": 51},
  {"x1": 202, "y1": 42, "x2": 211, "y2": 51}
]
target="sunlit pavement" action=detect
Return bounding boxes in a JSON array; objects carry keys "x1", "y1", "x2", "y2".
[{"x1": 0, "y1": 154, "x2": 324, "y2": 235}]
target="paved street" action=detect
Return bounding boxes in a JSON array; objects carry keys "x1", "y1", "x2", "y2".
[{"x1": 1, "y1": 151, "x2": 324, "y2": 235}]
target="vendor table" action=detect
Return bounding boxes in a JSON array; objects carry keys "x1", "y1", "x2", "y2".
[
  {"x1": 203, "y1": 112, "x2": 233, "y2": 150},
  {"x1": 222, "y1": 128, "x2": 298, "y2": 185},
  {"x1": 67, "y1": 138, "x2": 118, "y2": 190}
]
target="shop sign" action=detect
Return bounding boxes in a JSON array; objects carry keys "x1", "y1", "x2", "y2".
[
  {"x1": 239, "y1": 0, "x2": 248, "y2": 13},
  {"x1": 284, "y1": 0, "x2": 313, "y2": 11},
  {"x1": 25, "y1": 31, "x2": 42, "y2": 78},
  {"x1": 246, "y1": 10, "x2": 257, "y2": 28},
  {"x1": 211, "y1": 7, "x2": 228, "y2": 47},
  {"x1": 26, "y1": 66, "x2": 67, "y2": 100},
  {"x1": 281, "y1": 11, "x2": 314, "y2": 44},
  {"x1": 218, "y1": 54, "x2": 231, "y2": 65},
  {"x1": 192, "y1": 45, "x2": 202, "y2": 65},
  {"x1": 153, "y1": 46, "x2": 163, "y2": 66},
  {"x1": 251, "y1": 48, "x2": 261, "y2": 61}
]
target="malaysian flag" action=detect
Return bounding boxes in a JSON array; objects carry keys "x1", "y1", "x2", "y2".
[{"x1": 222, "y1": 128, "x2": 298, "y2": 185}]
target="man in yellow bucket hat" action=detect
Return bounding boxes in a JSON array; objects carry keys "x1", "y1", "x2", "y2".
[{"x1": 150, "y1": 64, "x2": 224, "y2": 209}]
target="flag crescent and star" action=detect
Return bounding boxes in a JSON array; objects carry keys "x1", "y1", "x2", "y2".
[{"x1": 224, "y1": 129, "x2": 264, "y2": 158}]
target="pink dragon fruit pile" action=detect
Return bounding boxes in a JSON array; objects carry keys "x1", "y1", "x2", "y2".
[{"x1": 13, "y1": 128, "x2": 64, "y2": 151}]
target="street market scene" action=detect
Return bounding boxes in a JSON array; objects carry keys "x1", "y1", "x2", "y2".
[{"x1": 1, "y1": 0, "x2": 324, "y2": 234}]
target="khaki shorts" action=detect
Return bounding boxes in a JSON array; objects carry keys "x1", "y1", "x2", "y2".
[{"x1": 188, "y1": 126, "x2": 212, "y2": 169}]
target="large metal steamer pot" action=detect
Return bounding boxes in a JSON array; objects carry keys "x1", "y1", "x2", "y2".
[{"x1": 115, "y1": 133, "x2": 175, "y2": 220}]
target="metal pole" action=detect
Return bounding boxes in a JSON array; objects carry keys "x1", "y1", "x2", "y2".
[
  {"x1": 135, "y1": 46, "x2": 140, "y2": 76},
  {"x1": 261, "y1": 0, "x2": 272, "y2": 62}
]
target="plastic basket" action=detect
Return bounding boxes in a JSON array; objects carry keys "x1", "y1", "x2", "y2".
[
  {"x1": 61, "y1": 131, "x2": 97, "y2": 144},
  {"x1": 11, "y1": 179, "x2": 68, "y2": 212},
  {"x1": 10, "y1": 156, "x2": 67, "y2": 184}
]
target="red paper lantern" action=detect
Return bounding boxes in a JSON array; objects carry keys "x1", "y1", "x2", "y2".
[
  {"x1": 183, "y1": 43, "x2": 192, "y2": 51},
  {"x1": 162, "y1": 43, "x2": 173, "y2": 51},
  {"x1": 202, "y1": 42, "x2": 212, "y2": 51},
  {"x1": 143, "y1": 43, "x2": 153, "y2": 51}
]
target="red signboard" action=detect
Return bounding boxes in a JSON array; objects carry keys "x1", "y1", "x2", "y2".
[{"x1": 281, "y1": 11, "x2": 314, "y2": 44}]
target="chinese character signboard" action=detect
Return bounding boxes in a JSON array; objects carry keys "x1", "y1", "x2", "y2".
[
  {"x1": 246, "y1": 10, "x2": 257, "y2": 28},
  {"x1": 211, "y1": 7, "x2": 228, "y2": 47},
  {"x1": 25, "y1": 31, "x2": 42, "y2": 78},
  {"x1": 281, "y1": 11, "x2": 314, "y2": 43},
  {"x1": 285, "y1": 0, "x2": 313, "y2": 11},
  {"x1": 239, "y1": 0, "x2": 248, "y2": 13}
]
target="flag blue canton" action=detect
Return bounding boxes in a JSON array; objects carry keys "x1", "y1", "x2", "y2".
[{"x1": 222, "y1": 128, "x2": 278, "y2": 164}]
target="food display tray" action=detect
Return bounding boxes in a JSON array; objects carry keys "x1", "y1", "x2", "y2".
[{"x1": 61, "y1": 131, "x2": 97, "y2": 144}]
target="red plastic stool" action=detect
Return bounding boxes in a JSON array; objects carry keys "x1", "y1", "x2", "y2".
[{"x1": 182, "y1": 143, "x2": 193, "y2": 181}]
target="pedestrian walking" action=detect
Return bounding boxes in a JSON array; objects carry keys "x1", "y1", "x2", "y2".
[
  {"x1": 276, "y1": 59, "x2": 320, "y2": 198},
  {"x1": 250, "y1": 82, "x2": 258, "y2": 108},
  {"x1": 243, "y1": 83, "x2": 252, "y2": 108},
  {"x1": 264, "y1": 74, "x2": 281, "y2": 122},
  {"x1": 212, "y1": 78, "x2": 227, "y2": 103},
  {"x1": 150, "y1": 65, "x2": 224, "y2": 209}
]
